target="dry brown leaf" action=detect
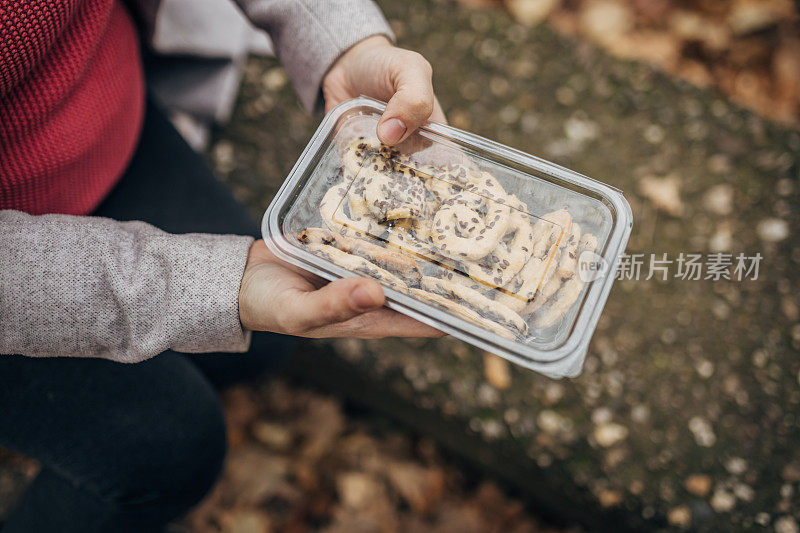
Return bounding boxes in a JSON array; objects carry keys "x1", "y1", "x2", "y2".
[
  {"x1": 336, "y1": 472, "x2": 387, "y2": 510},
  {"x1": 483, "y1": 352, "x2": 512, "y2": 390},
  {"x1": 669, "y1": 10, "x2": 731, "y2": 52},
  {"x1": 297, "y1": 396, "x2": 345, "y2": 461},
  {"x1": 685, "y1": 474, "x2": 713, "y2": 496},
  {"x1": 222, "y1": 446, "x2": 290, "y2": 506},
  {"x1": 727, "y1": 0, "x2": 794, "y2": 35},
  {"x1": 219, "y1": 509, "x2": 273, "y2": 533},
  {"x1": 638, "y1": 175, "x2": 684, "y2": 216},
  {"x1": 579, "y1": 0, "x2": 634, "y2": 44},
  {"x1": 385, "y1": 461, "x2": 446, "y2": 515},
  {"x1": 605, "y1": 30, "x2": 681, "y2": 69},
  {"x1": 252, "y1": 421, "x2": 293, "y2": 452},
  {"x1": 505, "y1": 0, "x2": 561, "y2": 26}
]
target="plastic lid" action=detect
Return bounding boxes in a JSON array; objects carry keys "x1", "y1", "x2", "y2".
[{"x1": 263, "y1": 98, "x2": 632, "y2": 377}]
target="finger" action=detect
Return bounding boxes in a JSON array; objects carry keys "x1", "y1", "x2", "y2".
[
  {"x1": 429, "y1": 95, "x2": 448, "y2": 125},
  {"x1": 308, "y1": 307, "x2": 446, "y2": 339},
  {"x1": 377, "y1": 51, "x2": 435, "y2": 145},
  {"x1": 281, "y1": 277, "x2": 385, "y2": 333}
]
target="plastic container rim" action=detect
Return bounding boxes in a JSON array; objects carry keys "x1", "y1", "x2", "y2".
[{"x1": 261, "y1": 97, "x2": 633, "y2": 369}]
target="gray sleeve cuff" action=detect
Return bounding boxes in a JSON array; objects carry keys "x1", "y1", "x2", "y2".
[
  {"x1": 236, "y1": 0, "x2": 395, "y2": 113},
  {"x1": 167, "y1": 233, "x2": 254, "y2": 355}
]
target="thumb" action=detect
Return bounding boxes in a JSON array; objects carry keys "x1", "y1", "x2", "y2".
[
  {"x1": 284, "y1": 277, "x2": 385, "y2": 333},
  {"x1": 377, "y1": 51, "x2": 435, "y2": 145}
]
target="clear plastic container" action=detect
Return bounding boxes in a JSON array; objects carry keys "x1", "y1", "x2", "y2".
[{"x1": 262, "y1": 97, "x2": 632, "y2": 378}]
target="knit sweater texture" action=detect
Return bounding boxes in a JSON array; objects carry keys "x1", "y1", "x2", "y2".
[{"x1": 0, "y1": 0, "x2": 144, "y2": 215}]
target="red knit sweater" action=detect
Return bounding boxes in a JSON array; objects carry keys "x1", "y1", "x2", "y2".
[{"x1": 0, "y1": 0, "x2": 144, "y2": 215}]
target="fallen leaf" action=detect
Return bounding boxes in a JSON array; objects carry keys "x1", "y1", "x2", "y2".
[
  {"x1": 727, "y1": 0, "x2": 793, "y2": 35},
  {"x1": 252, "y1": 421, "x2": 293, "y2": 452},
  {"x1": 336, "y1": 472, "x2": 386, "y2": 510},
  {"x1": 219, "y1": 509, "x2": 272, "y2": 533},
  {"x1": 483, "y1": 353, "x2": 512, "y2": 390},
  {"x1": 223, "y1": 446, "x2": 290, "y2": 506},
  {"x1": 385, "y1": 461, "x2": 446, "y2": 515},
  {"x1": 685, "y1": 474, "x2": 713, "y2": 496},
  {"x1": 505, "y1": 0, "x2": 561, "y2": 26},
  {"x1": 638, "y1": 175, "x2": 684, "y2": 216},
  {"x1": 580, "y1": 0, "x2": 634, "y2": 44}
]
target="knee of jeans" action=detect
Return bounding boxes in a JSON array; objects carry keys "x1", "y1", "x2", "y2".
[{"x1": 109, "y1": 388, "x2": 227, "y2": 517}]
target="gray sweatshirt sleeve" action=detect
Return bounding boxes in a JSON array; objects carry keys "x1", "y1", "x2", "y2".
[
  {"x1": 233, "y1": 0, "x2": 395, "y2": 112},
  {"x1": 0, "y1": 210, "x2": 253, "y2": 363}
]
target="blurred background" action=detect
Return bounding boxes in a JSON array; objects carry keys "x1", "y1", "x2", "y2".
[{"x1": 2, "y1": 0, "x2": 799, "y2": 531}]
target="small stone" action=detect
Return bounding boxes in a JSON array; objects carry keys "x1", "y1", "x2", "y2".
[
  {"x1": 733, "y1": 483, "x2": 754, "y2": 502},
  {"x1": 564, "y1": 116, "x2": 599, "y2": 142},
  {"x1": 708, "y1": 225, "x2": 733, "y2": 252},
  {"x1": 489, "y1": 76, "x2": 509, "y2": 97},
  {"x1": 703, "y1": 184, "x2": 734, "y2": 215},
  {"x1": 781, "y1": 298, "x2": 799, "y2": 321},
  {"x1": 477, "y1": 383, "x2": 501, "y2": 406},
  {"x1": 757, "y1": 218, "x2": 789, "y2": 242},
  {"x1": 591, "y1": 407, "x2": 613, "y2": 425},
  {"x1": 710, "y1": 488, "x2": 736, "y2": 513},
  {"x1": 631, "y1": 404, "x2": 649, "y2": 424},
  {"x1": 538, "y1": 410, "x2": 570, "y2": 435},
  {"x1": 755, "y1": 512, "x2": 771, "y2": 526},
  {"x1": 543, "y1": 382, "x2": 565, "y2": 405},
  {"x1": 775, "y1": 516, "x2": 800, "y2": 533},
  {"x1": 782, "y1": 462, "x2": 800, "y2": 481},
  {"x1": 726, "y1": 457, "x2": 748, "y2": 475},
  {"x1": 505, "y1": 0, "x2": 561, "y2": 26},
  {"x1": 777, "y1": 178, "x2": 794, "y2": 197},
  {"x1": 685, "y1": 474, "x2": 712, "y2": 496},
  {"x1": 481, "y1": 419, "x2": 505, "y2": 439},
  {"x1": 688, "y1": 416, "x2": 716, "y2": 447},
  {"x1": 499, "y1": 105, "x2": 520, "y2": 124},
  {"x1": 695, "y1": 359, "x2": 714, "y2": 379},
  {"x1": 712, "y1": 300, "x2": 730, "y2": 320},
  {"x1": 643, "y1": 124, "x2": 665, "y2": 144},
  {"x1": 594, "y1": 422, "x2": 628, "y2": 447},
  {"x1": 483, "y1": 353, "x2": 511, "y2": 390},
  {"x1": 555, "y1": 86, "x2": 577, "y2": 105},
  {"x1": 708, "y1": 153, "x2": 733, "y2": 174},
  {"x1": 639, "y1": 175, "x2": 683, "y2": 216},
  {"x1": 668, "y1": 505, "x2": 692, "y2": 529}
]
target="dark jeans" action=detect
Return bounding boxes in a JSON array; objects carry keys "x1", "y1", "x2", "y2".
[{"x1": 0, "y1": 100, "x2": 293, "y2": 532}]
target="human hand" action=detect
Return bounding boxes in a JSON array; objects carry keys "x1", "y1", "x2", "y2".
[
  {"x1": 238, "y1": 240, "x2": 444, "y2": 338},
  {"x1": 323, "y1": 35, "x2": 447, "y2": 145}
]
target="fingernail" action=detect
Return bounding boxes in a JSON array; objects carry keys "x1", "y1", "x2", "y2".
[
  {"x1": 377, "y1": 118, "x2": 407, "y2": 145},
  {"x1": 350, "y1": 284, "x2": 380, "y2": 311}
]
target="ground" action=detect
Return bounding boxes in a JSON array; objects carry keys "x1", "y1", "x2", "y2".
[
  {"x1": 207, "y1": 0, "x2": 800, "y2": 530},
  {"x1": 1, "y1": 0, "x2": 798, "y2": 531},
  {"x1": 176, "y1": 380, "x2": 569, "y2": 532}
]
